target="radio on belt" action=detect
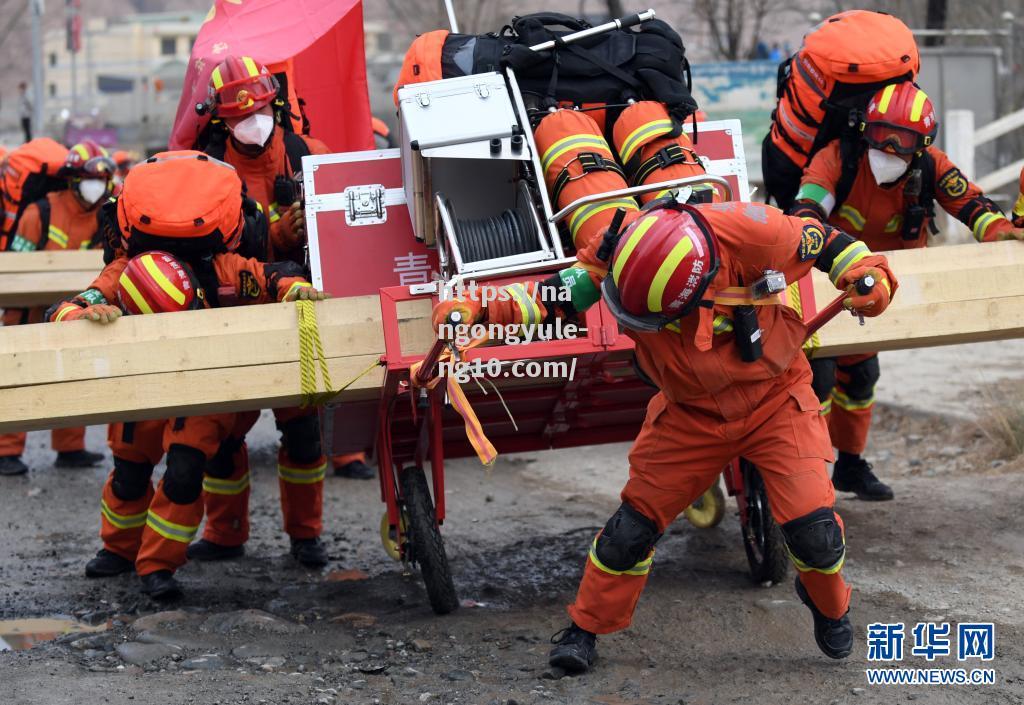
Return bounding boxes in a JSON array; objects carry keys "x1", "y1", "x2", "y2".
[{"x1": 735, "y1": 269, "x2": 787, "y2": 363}]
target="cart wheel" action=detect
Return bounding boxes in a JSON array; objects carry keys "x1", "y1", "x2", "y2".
[
  {"x1": 683, "y1": 483, "x2": 726, "y2": 529},
  {"x1": 399, "y1": 466, "x2": 460, "y2": 615},
  {"x1": 739, "y1": 460, "x2": 789, "y2": 585},
  {"x1": 379, "y1": 511, "x2": 408, "y2": 562}
]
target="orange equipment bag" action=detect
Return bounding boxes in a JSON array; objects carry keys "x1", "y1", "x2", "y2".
[
  {"x1": 116, "y1": 150, "x2": 244, "y2": 257},
  {"x1": 392, "y1": 29, "x2": 449, "y2": 106},
  {"x1": 763, "y1": 10, "x2": 919, "y2": 210},
  {"x1": 534, "y1": 109, "x2": 640, "y2": 251},
  {"x1": 612, "y1": 101, "x2": 707, "y2": 205},
  {"x1": 1, "y1": 138, "x2": 70, "y2": 249}
]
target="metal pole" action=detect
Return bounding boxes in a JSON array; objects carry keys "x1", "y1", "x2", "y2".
[
  {"x1": 528, "y1": 9, "x2": 655, "y2": 52},
  {"x1": 71, "y1": 49, "x2": 78, "y2": 118},
  {"x1": 443, "y1": 0, "x2": 459, "y2": 33},
  {"x1": 68, "y1": 0, "x2": 77, "y2": 117},
  {"x1": 30, "y1": 0, "x2": 45, "y2": 138},
  {"x1": 84, "y1": 24, "x2": 93, "y2": 108}
]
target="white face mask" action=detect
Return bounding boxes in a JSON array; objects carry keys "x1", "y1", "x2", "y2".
[
  {"x1": 868, "y1": 148, "x2": 909, "y2": 185},
  {"x1": 230, "y1": 113, "x2": 275, "y2": 146},
  {"x1": 77, "y1": 178, "x2": 108, "y2": 205}
]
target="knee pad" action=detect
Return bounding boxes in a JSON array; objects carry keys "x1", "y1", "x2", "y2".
[
  {"x1": 278, "y1": 416, "x2": 322, "y2": 465},
  {"x1": 205, "y1": 438, "x2": 245, "y2": 479},
  {"x1": 782, "y1": 507, "x2": 845, "y2": 573},
  {"x1": 809, "y1": 358, "x2": 837, "y2": 404},
  {"x1": 162, "y1": 444, "x2": 206, "y2": 504},
  {"x1": 593, "y1": 503, "x2": 662, "y2": 572},
  {"x1": 111, "y1": 457, "x2": 155, "y2": 501},
  {"x1": 838, "y1": 356, "x2": 880, "y2": 399}
]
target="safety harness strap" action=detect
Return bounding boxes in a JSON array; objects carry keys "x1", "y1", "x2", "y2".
[
  {"x1": 627, "y1": 143, "x2": 703, "y2": 187},
  {"x1": 552, "y1": 152, "x2": 626, "y2": 205}
]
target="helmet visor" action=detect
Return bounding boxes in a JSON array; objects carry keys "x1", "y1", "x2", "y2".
[
  {"x1": 215, "y1": 74, "x2": 278, "y2": 116},
  {"x1": 82, "y1": 156, "x2": 116, "y2": 178},
  {"x1": 863, "y1": 123, "x2": 926, "y2": 155}
]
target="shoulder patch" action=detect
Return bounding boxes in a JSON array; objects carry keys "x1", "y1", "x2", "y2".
[
  {"x1": 798, "y1": 223, "x2": 825, "y2": 261},
  {"x1": 937, "y1": 167, "x2": 968, "y2": 198},
  {"x1": 238, "y1": 270, "x2": 262, "y2": 299}
]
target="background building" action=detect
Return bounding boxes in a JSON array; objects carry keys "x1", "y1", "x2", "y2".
[{"x1": 40, "y1": 11, "x2": 204, "y2": 151}]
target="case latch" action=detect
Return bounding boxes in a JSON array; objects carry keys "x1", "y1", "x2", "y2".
[{"x1": 343, "y1": 184, "x2": 387, "y2": 226}]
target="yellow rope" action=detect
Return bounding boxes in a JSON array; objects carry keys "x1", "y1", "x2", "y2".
[
  {"x1": 296, "y1": 300, "x2": 333, "y2": 407},
  {"x1": 296, "y1": 299, "x2": 382, "y2": 407}
]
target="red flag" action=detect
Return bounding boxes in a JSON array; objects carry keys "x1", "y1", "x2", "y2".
[{"x1": 169, "y1": 0, "x2": 373, "y2": 153}]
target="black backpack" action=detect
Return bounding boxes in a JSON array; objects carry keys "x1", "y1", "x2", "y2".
[{"x1": 433, "y1": 12, "x2": 697, "y2": 122}]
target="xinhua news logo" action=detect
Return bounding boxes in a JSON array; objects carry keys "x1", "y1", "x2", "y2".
[{"x1": 864, "y1": 621, "x2": 996, "y2": 686}]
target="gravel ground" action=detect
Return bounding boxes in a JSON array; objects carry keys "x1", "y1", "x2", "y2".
[{"x1": 2, "y1": 343, "x2": 1024, "y2": 705}]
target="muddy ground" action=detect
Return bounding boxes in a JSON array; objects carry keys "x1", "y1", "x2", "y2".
[{"x1": 2, "y1": 348, "x2": 1024, "y2": 705}]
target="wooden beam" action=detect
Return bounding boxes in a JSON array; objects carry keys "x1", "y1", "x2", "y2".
[
  {"x1": 0, "y1": 251, "x2": 106, "y2": 307},
  {"x1": 1, "y1": 241, "x2": 1023, "y2": 433},
  {"x1": 0, "y1": 271, "x2": 101, "y2": 307},
  {"x1": 0, "y1": 295, "x2": 433, "y2": 387},
  {"x1": 0, "y1": 250, "x2": 105, "y2": 274}
]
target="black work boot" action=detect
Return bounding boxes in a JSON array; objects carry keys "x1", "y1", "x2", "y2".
[
  {"x1": 333, "y1": 459, "x2": 375, "y2": 480},
  {"x1": 0, "y1": 455, "x2": 29, "y2": 476},
  {"x1": 548, "y1": 623, "x2": 598, "y2": 673},
  {"x1": 55, "y1": 449, "x2": 104, "y2": 468},
  {"x1": 140, "y1": 570, "x2": 183, "y2": 600},
  {"x1": 85, "y1": 549, "x2": 135, "y2": 578},
  {"x1": 795, "y1": 576, "x2": 853, "y2": 659},
  {"x1": 831, "y1": 452, "x2": 894, "y2": 501},
  {"x1": 186, "y1": 539, "x2": 245, "y2": 562},
  {"x1": 290, "y1": 537, "x2": 328, "y2": 568}
]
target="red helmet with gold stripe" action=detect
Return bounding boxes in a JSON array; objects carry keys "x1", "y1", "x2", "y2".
[
  {"x1": 62, "y1": 140, "x2": 115, "y2": 179},
  {"x1": 862, "y1": 82, "x2": 937, "y2": 155},
  {"x1": 206, "y1": 55, "x2": 279, "y2": 119},
  {"x1": 117, "y1": 251, "x2": 206, "y2": 314},
  {"x1": 601, "y1": 202, "x2": 719, "y2": 332}
]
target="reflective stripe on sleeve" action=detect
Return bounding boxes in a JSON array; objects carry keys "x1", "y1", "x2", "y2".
[{"x1": 827, "y1": 241, "x2": 870, "y2": 285}]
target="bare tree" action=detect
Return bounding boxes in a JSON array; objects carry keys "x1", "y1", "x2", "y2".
[
  {"x1": 383, "y1": 0, "x2": 505, "y2": 37},
  {"x1": 693, "y1": 0, "x2": 786, "y2": 61}
]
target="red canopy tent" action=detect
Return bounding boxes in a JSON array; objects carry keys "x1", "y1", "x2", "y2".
[{"x1": 169, "y1": 0, "x2": 373, "y2": 153}]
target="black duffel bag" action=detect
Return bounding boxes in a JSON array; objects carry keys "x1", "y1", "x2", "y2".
[{"x1": 393, "y1": 12, "x2": 697, "y2": 122}]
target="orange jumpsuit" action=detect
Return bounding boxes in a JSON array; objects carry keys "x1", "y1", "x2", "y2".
[
  {"x1": 54, "y1": 252, "x2": 312, "y2": 576},
  {"x1": 485, "y1": 203, "x2": 892, "y2": 631},
  {"x1": 793, "y1": 141, "x2": 1013, "y2": 455},
  {"x1": 0, "y1": 190, "x2": 101, "y2": 458},
  {"x1": 220, "y1": 130, "x2": 364, "y2": 489}
]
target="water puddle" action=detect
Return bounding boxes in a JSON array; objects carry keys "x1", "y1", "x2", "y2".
[{"x1": 0, "y1": 617, "x2": 106, "y2": 651}]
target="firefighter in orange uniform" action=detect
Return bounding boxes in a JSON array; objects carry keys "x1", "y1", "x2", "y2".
[
  {"x1": 435, "y1": 192, "x2": 896, "y2": 671},
  {"x1": 790, "y1": 83, "x2": 1018, "y2": 501},
  {"x1": 49, "y1": 152, "x2": 328, "y2": 598},
  {"x1": 0, "y1": 141, "x2": 113, "y2": 476},
  {"x1": 183, "y1": 55, "x2": 372, "y2": 567}
]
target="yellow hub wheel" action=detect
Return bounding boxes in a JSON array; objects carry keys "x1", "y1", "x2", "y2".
[
  {"x1": 380, "y1": 511, "x2": 409, "y2": 561},
  {"x1": 684, "y1": 483, "x2": 726, "y2": 529}
]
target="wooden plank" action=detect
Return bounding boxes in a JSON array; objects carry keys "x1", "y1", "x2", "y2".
[
  {"x1": 3, "y1": 241, "x2": 1024, "y2": 433},
  {"x1": 0, "y1": 250, "x2": 105, "y2": 274},
  {"x1": 813, "y1": 295, "x2": 1024, "y2": 358},
  {"x1": 0, "y1": 296, "x2": 434, "y2": 387},
  {"x1": 0, "y1": 354, "x2": 386, "y2": 433},
  {"x1": 0, "y1": 271, "x2": 101, "y2": 307}
]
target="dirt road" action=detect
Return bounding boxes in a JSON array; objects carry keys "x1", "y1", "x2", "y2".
[{"x1": 2, "y1": 347, "x2": 1024, "y2": 704}]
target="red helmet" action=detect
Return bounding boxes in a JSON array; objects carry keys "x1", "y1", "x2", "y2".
[
  {"x1": 62, "y1": 140, "x2": 115, "y2": 179},
  {"x1": 862, "y1": 83, "x2": 937, "y2": 155},
  {"x1": 117, "y1": 251, "x2": 206, "y2": 314},
  {"x1": 205, "y1": 55, "x2": 279, "y2": 119},
  {"x1": 601, "y1": 203, "x2": 719, "y2": 332}
]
